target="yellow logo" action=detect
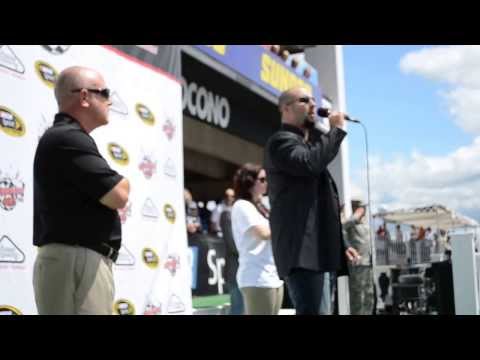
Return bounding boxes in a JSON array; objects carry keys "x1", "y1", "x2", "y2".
[
  {"x1": 164, "y1": 204, "x2": 176, "y2": 224},
  {"x1": 107, "y1": 143, "x2": 129, "y2": 166},
  {"x1": 0, "y1": 305, "x2": 22, "y2": 315},
  {"x1": 113, "y1": 299, "x2": 135, "y2": 315},
  {"x1": 135, "y1": 103, "x2": 155, "y2": 126},
  {"x1": 207, "y1": 45, "x2": 227, "y2": 55},
  {"x1": 142, "y1": 248, "x2": 159, "y2": 269},
  {"x1": 0, "y1": 106, "x2": 25, "y2": 137},
  {"x1": 34, "y1": 60, "x2": 58, "y2": 88},
  {"x1": 260, "y1": 53, "x2": 312, "y2": 94}
]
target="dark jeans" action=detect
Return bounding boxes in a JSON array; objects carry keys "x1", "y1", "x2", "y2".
[
  {"x1": 229, "y1": 284, "x2": 245, "y2": 315},
  {"x1": 285, "y1": 268, "x2": 331, "y2": 315}
]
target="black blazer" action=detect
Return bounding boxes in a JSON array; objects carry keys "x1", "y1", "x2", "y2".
[{"x1": 264, "y1": 123, "x2": 348, "y2": 278}]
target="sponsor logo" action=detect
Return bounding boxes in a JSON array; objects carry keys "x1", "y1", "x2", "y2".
[
  {"x1": 135, "y1": 103, "x2": 155, "y2": 126},
  {"x1": 163, "y1": 204, "x2": 176, "y2": 224},
  {"x1": 118, "y1": 202, "x2": 132, "y2": 224},
  {"x1": 167, "y1": 294, "x2": 186, "y2": 314},
  {"x1": 115, "y1": 245, "x2": 136, "y2": 266},
  {"x1": 113, "y1": 299, "x2": 135, "y2": 315},
  {"x1": 110, "y1": 91, "x2": 129, "y2": 116},
  {"x1": 163, "y1": 158, "x2": 176, "y2": 179},
  {"x1": 0, "y1": 45, "x2": 25, "y2": 74},
  {"x1": 41, "y1": 45, "x2": 71, "y2": 55},
  {"x1": 0, "y1": 106, "x2": 26, "y2": 137},
  {"x1": 138, "y1": 155, "x2": 157, "y2": 179},
  {"x1": 260, "y1": 53, "x2": 313, "y2": 94},
  {"x1": 142, "y1": 248, "x2": 159, "y2": 269},
  {"x1": 208, "y1": 248, "x2": 226, "y2": 294},
  {"x1": 0, "y1": 235, "x2": 25, "y2": 263},
  {"x1": 0, "y1": 305, "x2": 22, "y2": 315},
  {"x1": 142, "y1": 198, "x2": 159, "y2": 221},
  {"x1": 182, "y1": 77, "x2": 230, "y2": 129},
  {"x1": 34, "y1": 61, "x2": 58, "y2": 88},
  {"x1": 162, "y1": 119, "x2": 175, "y2": 140},
  {"x1": 107, "y1": 143, "x2": 129, "y2": 166},
  {"x1": 0, "y1": 171, "x2": 24, "y2": 211},
  {"x1": 164, "y1": 254, "x2": 180, "y2": 276},
  {"x1": 143, "y1": 303, "x2": 162, "y2": 315}
]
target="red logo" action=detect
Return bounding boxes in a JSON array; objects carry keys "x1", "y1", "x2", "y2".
[
  {"x1": 118, "y1": 202, "x2": 132, "y2": 224},
  {"x1": 138, "y1": 156, "x2": 157, "y2": 179},
  {"x1": 162, "y1": 119, "x2": 175, "y2": 140},
  {"x1": 144, "y1": 303, "x2": 162, "y2": 315},
  {"x1": 0, "y1": 171, "x2": 24, "y2": 211},
  {"x1": 164, "y1": 254, "x2": 180, "y2": 276}
]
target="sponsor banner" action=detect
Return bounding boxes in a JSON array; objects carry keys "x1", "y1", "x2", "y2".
[
  {"x1": 194, "y1": 45, "x2": 321, "y2": 101},
  {"x1": 0, "y1": 45, "x2": 191, "y2": 314}
]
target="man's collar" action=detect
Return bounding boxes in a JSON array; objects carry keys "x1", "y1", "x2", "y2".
[
  {"x1": 54, "y1": 112, "x2": 80, "y2": 126},
  {"x1": 280, "y1": 123, "x2": 305, "y2": 137}
]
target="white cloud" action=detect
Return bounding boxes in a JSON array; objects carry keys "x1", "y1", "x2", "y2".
[
  {"x1": 400, "y1": 45, "x2": 480, "y2": 135},
  {"x1": 353, "y1": 137, "x2": 480, "y2": 220}
]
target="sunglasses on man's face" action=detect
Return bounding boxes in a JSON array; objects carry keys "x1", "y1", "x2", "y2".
[
  {"x1": 296, "y1": 96, "x2": 315, "y2": 104},
  {"x1": 71, "y1": 88, "x2": 111, "y2": 100},
  {"x1": 286, "y1": 96, "x2": 315, "y2": 106}
]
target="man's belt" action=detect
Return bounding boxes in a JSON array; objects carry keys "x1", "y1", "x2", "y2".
[{"x1": 84, "y1": 242, "x2": 119, "y2": 262}]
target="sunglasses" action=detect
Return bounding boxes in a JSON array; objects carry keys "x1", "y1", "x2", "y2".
[
  {"x1": 296, "y1": 96, "x2": 315, "y2": 104},
  {"x1": 71, "y1": 88, "x2": 111, "y2": 100},
  {"x1": 257, "y1": 177, "x2": 267, "y2": 183}
]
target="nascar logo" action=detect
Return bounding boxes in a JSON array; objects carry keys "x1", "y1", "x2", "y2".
[
  {"x1": 163, "y1": 204, "x2": 176, "y2": 224},
  {"x1": 107, "y1": 143, "x2": 129, "y2": 166},
  {"x1": 113, "y1": 299, "x2": 135, "y2": 315},
  {"x1": 142, "y1": 248, "x2": 159, "y2": 269},
  {"x1": 34, "y1": 61, "x2": 58, "y2": 88},
  {"x1": 135, "y1": 103, "x2": 155, "y2": 126},
  {"x1": 0, "y1": 107, "x2": 25, "y2": 137},
  {"x1": 0, "y1": 305, "x2": 22, "y2": 315}
]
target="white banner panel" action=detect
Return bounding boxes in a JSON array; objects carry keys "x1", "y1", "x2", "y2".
[{"x1": 0, "y1": 45, "x2": 191, "y2": 315}]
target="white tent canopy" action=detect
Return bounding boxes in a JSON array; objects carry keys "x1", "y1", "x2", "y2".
[{"x1": 374, "y1": 204, "x2": 479, "y2": 229}]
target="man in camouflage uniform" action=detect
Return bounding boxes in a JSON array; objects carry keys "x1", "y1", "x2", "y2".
[{"x1": 342, "y1": 199, "x2": 375, "y2": 315}]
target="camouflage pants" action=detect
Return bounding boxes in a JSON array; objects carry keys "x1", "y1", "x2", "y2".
[{"x1": 348, "y1": 265, "x2": 374, "y2": 315}]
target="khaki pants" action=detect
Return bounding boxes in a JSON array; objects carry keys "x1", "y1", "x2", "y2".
[
  {"x1": 240, "y1": 285, "x2": 284, "y2": 315},
  {"x1": 33, "y1": 243, "x2": 115, "y2": 315}
]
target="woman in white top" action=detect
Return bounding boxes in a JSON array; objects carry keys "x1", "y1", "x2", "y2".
[{"x1": 231, "y1": 163, "x2": 284, "y2": 315}]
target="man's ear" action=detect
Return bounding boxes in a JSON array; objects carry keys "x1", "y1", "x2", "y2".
[{"x1": 80, "y1": 93, "x2": 90, "y2": 108}]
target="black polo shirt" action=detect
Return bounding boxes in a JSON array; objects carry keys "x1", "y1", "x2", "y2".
[{"x1": 33, "y1": 113, "x2": 123, "y2": 250}]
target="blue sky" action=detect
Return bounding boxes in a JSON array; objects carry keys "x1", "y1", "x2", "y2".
[{"x1": 342, "y1": 45, "x2": 480, "y2": 221}]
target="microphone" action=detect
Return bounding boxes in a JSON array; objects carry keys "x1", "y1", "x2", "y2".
[{"x1": 316, "y1": 107, "x2": 360, "y2": 123}]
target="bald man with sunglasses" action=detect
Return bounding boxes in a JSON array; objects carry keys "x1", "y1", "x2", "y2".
[
  {"x1": 264, "y1": 87, "x2": 359, "y2": 315},
  {"x1": 33, "y1": 66, "x2": 130, "y2": 315}
]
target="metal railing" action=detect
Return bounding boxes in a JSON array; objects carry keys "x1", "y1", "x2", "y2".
[{"x1": 375, "y1": 238, "x2": 447, "y2": 266}]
